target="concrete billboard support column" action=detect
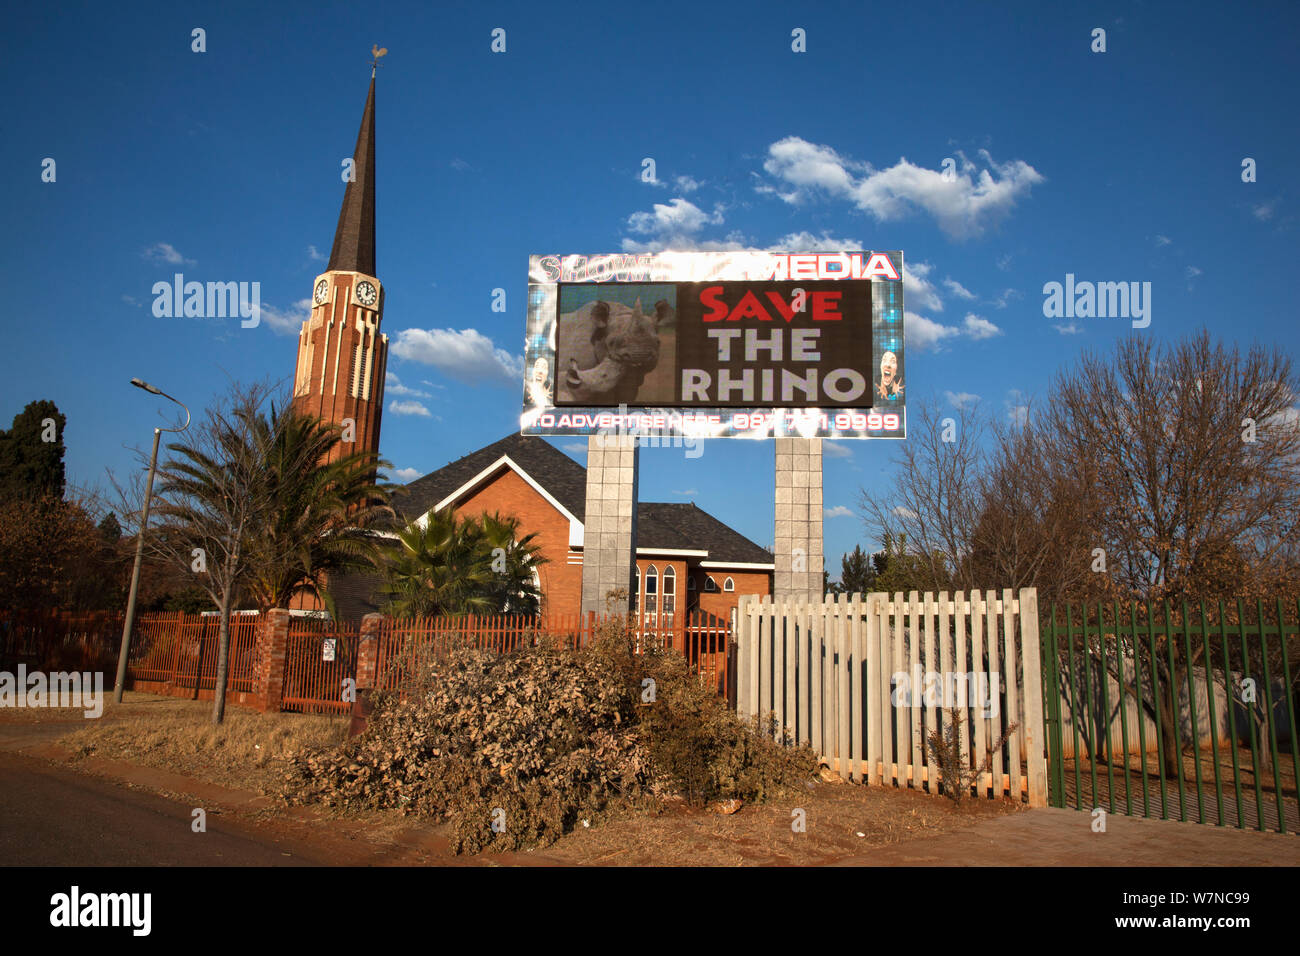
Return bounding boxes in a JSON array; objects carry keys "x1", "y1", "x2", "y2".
[
  {"x1": 774, "y1": 436, "x2": 824, "y2": 602},
  {"x1": 581, "y1": 434, "x2": 639, "y2": 616}
]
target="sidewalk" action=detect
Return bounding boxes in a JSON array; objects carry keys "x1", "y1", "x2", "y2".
[{"x1": 841, "y1": 806, "x2": 1300, "y2": 866}]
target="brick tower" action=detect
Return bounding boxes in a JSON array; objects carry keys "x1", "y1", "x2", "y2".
[{"x1": 292, "y1": 71, "x2": 387, "y2": 465}]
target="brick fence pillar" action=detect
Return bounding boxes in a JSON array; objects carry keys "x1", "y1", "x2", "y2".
[
  {"x1": 348, "y1": 613, "x2": 385, "y2": 738},
  {"x1": 253, "y1": 608, "x2": 290, "y2": 712}
]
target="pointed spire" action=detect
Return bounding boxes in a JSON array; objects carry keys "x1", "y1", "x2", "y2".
[{"x1": 328, "y1": 74, "x2": 376, "y2": 276}]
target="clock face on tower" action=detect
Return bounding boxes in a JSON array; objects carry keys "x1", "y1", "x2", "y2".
[
  {"x1": 314, "y1": 279, "x2": 329, "y2": 304},
  {"x1": 355, "y1": 280, "x2": 378, "y2": 307}
]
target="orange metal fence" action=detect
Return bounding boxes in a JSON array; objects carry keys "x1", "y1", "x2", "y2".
[
  {"x1": 2, "y1": 608, "x2": 735, "y2": 713},
  {"x1": 127, "y1": 613, "x2": 258, "y2": 694},
  {"x1": 281, "y1": 618, "x2": 360, "y2": 715},
  {"x1": 373, "y1": 610, "x2": 734, "y2": 702}
]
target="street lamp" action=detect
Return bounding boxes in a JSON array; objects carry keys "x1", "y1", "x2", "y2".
[{"x1": 113, "y1": 378, "x2": 190, "y2": 704}]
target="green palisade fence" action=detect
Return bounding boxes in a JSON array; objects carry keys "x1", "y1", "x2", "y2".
[{"x1": 1041, "y1": 598, "x2": 1299, "y2": 832}]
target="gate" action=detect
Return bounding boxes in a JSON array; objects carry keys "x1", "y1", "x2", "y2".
[{"x1": 1040, "y1": 598, "x2": 1300, "y2": 832}]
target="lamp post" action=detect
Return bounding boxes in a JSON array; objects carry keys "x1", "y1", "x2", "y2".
[{"x1": 113, "y1": 378, "x2": 190, "y2": 705}]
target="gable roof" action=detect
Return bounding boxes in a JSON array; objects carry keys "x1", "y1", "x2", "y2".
[
  {"x1": 393, "y1": 433, "x2": 588, "y2": 522},
  {"x1": 637, "y1": 502, "x2": 773, "y2": 565},
  {"x1": 394, "y1": 435, "x2": 772, "y2": 565}
]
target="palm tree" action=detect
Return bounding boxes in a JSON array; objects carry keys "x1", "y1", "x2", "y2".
[
  {"x1": 478, "y1": 511, "x2": 547, "y2": 615},
  {"x1": 378, "y1": 509, "x2": 497, "y2": 618},
  {"x1": 149, "y1": 384, "x2": 393, "y2": 723},
  {"x1": 238, "y1": 404, "x2": 394, "y2": 613},
  {"x1": 151, "y1": 387, "x2": 266, "y2": 724}
]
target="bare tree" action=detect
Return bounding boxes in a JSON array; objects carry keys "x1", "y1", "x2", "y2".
[
  {"x1": 858, "y1": 398, "x2": 986, "y2": 593},
  {"x1": 1043, "y1": 331, "x2": 1300, "y2": 604}
]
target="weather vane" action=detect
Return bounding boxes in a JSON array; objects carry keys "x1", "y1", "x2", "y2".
[{"x1": 370, "y1": 44, "x2": 388, "y2": 75}]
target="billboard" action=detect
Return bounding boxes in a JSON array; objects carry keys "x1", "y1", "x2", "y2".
[{"x1": 521, "y1": 251, "x2": 905, "y2": 440}]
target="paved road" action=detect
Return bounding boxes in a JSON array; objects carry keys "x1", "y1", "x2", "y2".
[{"x1": 0, "y1": 750, "x2": 335, "y2": 866}]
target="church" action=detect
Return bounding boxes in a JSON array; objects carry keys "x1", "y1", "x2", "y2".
[{"x1": 291, "y1": 69, "x2": 773, "y2": 624}]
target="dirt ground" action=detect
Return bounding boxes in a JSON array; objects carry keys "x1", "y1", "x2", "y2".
[
  {"x1": 1, "y1": 693, "x2": 1021, "y2": 866},
  {"x1": 4, "y1": 694, "x2": 1295, "y2": 867}
]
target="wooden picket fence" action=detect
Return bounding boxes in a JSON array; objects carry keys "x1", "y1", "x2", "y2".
[{"x1": 736, "y1": 589, "x2": 1048, "y2": 805}]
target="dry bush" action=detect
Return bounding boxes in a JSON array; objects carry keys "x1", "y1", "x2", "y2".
[
  {"x1": 587, "y1": 612, "x2": 818, "y2": 806},
  {"x1": 282, "y1": 602, "x2": 817, "y2": 854},
  {"x1": 925, "y1": 707, "x2": 1019, "y2": 804},
  {"x1": 282, "y1": 641, "x2": 654, "y2": 853}
]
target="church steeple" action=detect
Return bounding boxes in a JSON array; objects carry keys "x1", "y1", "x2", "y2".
[
  {"x1": 327, "y1": 75, "x2": 377, "y2": 276},
  {"x1": 293, "y1": 65, "x2": 388, "y2": 471}
]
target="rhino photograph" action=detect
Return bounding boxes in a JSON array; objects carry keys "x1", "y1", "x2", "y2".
[{"x1": 555, "y1": 284, "x2": 677, "y2": 405}]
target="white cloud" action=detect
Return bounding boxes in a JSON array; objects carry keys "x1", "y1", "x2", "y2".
[
  {"x1": 674, "y1": 175, "x2": 702, "y2": 193},
  {"x1": 760, "y1": 138, "x2": 1044, "y2": 240},
  {"x1": 1253, "y1": 200, "x2": 1277, "y2": 221},
  {"x1": 991, "y1": 288, "x2": 1021, "y2": 309},
  {"x1": 823, "y1": 441, "x2": 852, "y2": 458},
  {"x1": 824, "y1": 505, "x2": 853, "y2": 518},
  {"x1": 891, "y1": 506, "x2": 919, "y2": 520},
  {"x1": 450, "y1": 158, "x2": 473, "y2": 172},
  {"x1": 673, "y1": 488, "x2": 699, "y2": 496},
  {"x1": 385, "y1": 372, "x2": 431, "y2": 398},
  {"x1": 962, "y1": 313, "x2": 1002, "y2": 339},
  {"x1": 1054, "y1": 323, "x2": 1084, "y2": 335},
  {"x1": 904, "y1": 261, "x2": 944, "y2": 312},
  {"x1": 142, "y1": 242, "x2": 194, "y2": 265},
  {"x1": 389, "y1": 400, "x2": 433, "y2": 417},
  {"x1": 626, "y1": 198, "x2": 723, "y2": 237},
  {"x1": 620, "y1": 227, "x2": 868, "y2": 257},
  {"x1": 1186, "y1": 265, "x2": 1203, "y2": 279},
  {"x1": 258, "y1": 298, "x2": 311, "y2": 335},
  {"x1": 390, "y1": 328, "x2": 524, "y2": 386},
  {"x1": 906, "y1": 312, "x2": 962, "y2": 350},
  {"x1": 307, "y1": 244, "x2": 326, "y2": 262},
  {"x1": 390, "y1": 466, "x2": 421, "y2": 482},
  {"x1": 944, "y1": 390, "x2": 980, "y2": 408},
  {"x1": 943, "y1": 278, "x2": 976, "y2": 300},
  {"x1": 121, "y1": 294, "x2": 141, "y2": 307},
  {"x1": 562, "y1": 440, "x2": 588, "y2": 454},
  {"x1": 1154, "y1": 234, "x2": 1172, "y2": 247},
  {"x1": 996, "y1": 253, "x2": 1014, "y2": 271},
  {"x1": 773, "y1": 230, "x2": 864, "y2": 252}
]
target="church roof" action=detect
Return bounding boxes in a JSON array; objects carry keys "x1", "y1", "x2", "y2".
[
  {"x1": 327, "y1": 75, "x2": 377, "y2": 275},
  {"x1": 391, "y1": 433, "x2": 773, "y2": 566}
]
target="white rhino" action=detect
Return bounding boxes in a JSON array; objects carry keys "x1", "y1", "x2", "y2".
[{"x1": 556, "y1": 298, "x2": 674, "y2": 404}]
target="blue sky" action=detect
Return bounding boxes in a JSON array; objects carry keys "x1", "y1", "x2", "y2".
[{"x1": 3, "y1": 0, "x2": 1298, "y2": 578}]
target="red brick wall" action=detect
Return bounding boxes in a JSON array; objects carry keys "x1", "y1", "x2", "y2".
[
  {"x1": 452, "y1": 466, "x2": 583, "y2": 619},
  {"x1": 687, "y1": 567, "x2": 771, "y2": 620}
]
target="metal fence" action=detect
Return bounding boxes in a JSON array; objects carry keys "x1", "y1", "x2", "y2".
[{"x1": 1041, "y1": 599, "x2": 1300, "y2": 832}]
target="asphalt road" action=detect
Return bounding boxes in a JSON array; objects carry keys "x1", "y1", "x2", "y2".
[{"x1": 0, "y1": 750, "x2": 334, "y2": 866}]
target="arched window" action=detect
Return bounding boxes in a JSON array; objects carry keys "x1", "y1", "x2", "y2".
[
  {"x1": 633, "y1": 565, "x2": 642, "y2": 612},
  {"x1": 723, "y1": 576, "x2": 735, "y2": 592},
  {"x1": 662, "y1": 566, "x2": 676, "y2": 625},
  {"x1": 704, "y1": 575, "x2": 718, "y2": 592},
  {"x1": 643, "y1": 564, "x2": 658, "y2": 624}
]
